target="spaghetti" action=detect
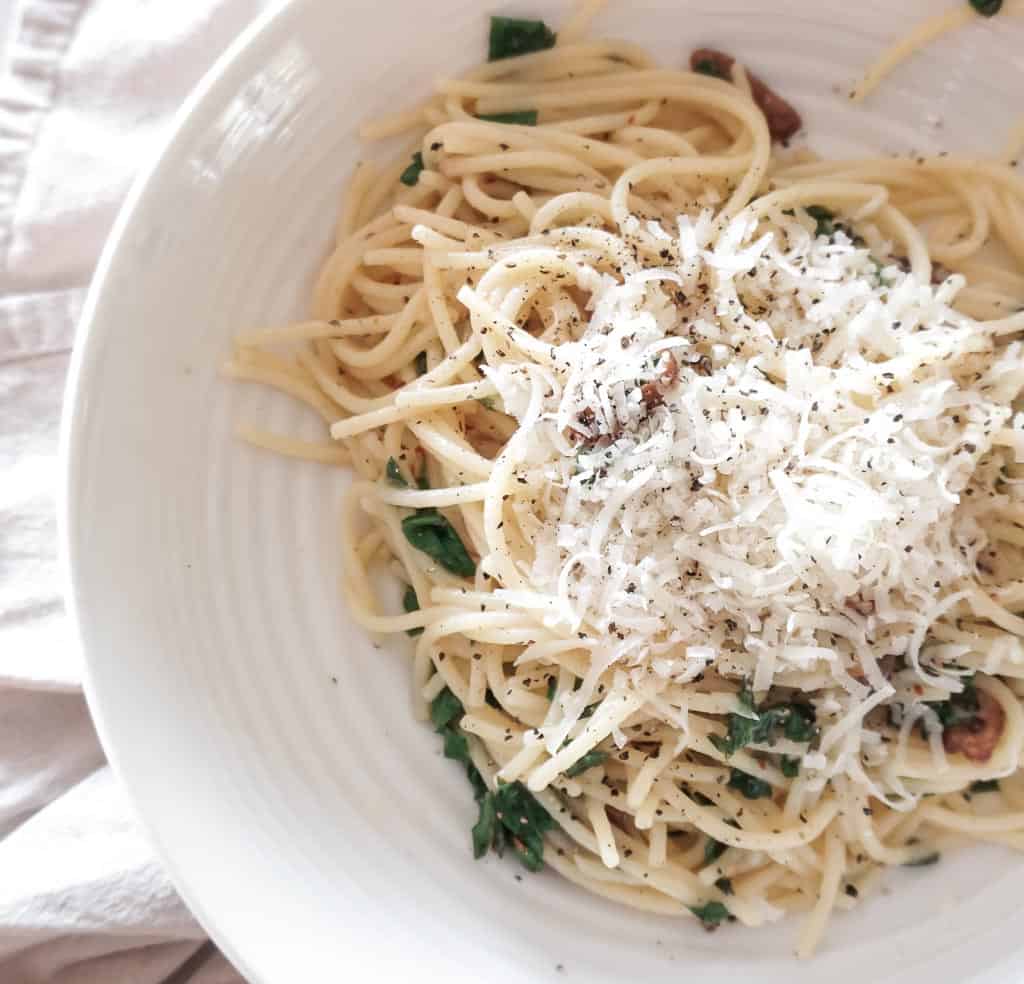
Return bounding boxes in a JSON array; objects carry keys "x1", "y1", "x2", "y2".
[
  {"x1": 852, "y1": 0, "x2": 1024, "y2": 103},
  {"x1": 228, "y1": 10, "x2": 1024, "y2": 957}
]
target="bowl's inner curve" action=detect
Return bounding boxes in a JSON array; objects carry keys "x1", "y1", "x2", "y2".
[{"x1": 65, "y1": 2, "x2": 1024, "y2": 981}]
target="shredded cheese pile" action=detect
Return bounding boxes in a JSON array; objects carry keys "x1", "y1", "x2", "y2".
[{"x1": 480, "y1": 208, "x2": 1024, "y2": 798}]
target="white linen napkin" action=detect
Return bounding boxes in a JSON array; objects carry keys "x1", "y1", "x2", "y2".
[{"x1": 0, "y1": 0, "x2": 276, "y2": 979}]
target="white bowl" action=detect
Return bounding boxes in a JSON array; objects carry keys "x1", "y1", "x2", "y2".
[{"x1": 61, "y1": 1, "x2": 1024, "y2": 981}]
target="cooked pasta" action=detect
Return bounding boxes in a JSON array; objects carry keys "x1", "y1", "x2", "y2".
[
  {"x1": 228, "y1": 7, "x2": 1024, "y2": 957},
  {"x1": 852, "y1": 0, "x2": 1024, "y2": 103}
]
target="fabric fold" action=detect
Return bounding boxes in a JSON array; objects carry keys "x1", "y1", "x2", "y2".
[{"x1": 0, "y1": 0, "x2": 274, "y2": 979}]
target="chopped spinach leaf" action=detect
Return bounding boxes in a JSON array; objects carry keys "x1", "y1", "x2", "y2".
[
  {"x1": 472, "y1": 788, "x2": 510, "y2": 860},
  {"x1": 401, "y1": 509, "x2": 476, "y2": 576},
  {"x1": 780, "y1": 755, "x2": 801, "y2": 778},
  {"x1": 711, "y1": 698, "x2": 818, "y2": 757},
  {"x1": 693, "y1": 58, "x2": 727, "y2": 79},
  {"x1": 969, "y1": 0, "x2": 1003, "y2": 15},
  {"x1": 688, "y1": 901, "x2": 731, "y2": 926},
  {"x1": 925, "y1": 676, "x2": 979, "y2": 732},
  {"x1": 565, "y1": 749, "x2": 608, "y2": 778},
  {"x1": 749, "y1": 708, "x2": 791, "y2": 741},
  {"x1": 477, "y1": 110, "x2": 538, "y2": 126},
  {"x1": 932, "y1": 695, "x2": 979, "y2": 728},
  {"x1": 430, "y1": 686, "x2": 464, "y2": 732},
  {"x1": 714, "y1": 876, "x2": 734, "y2": 895},
  {"x1": 704, "y1": 838, "x2": 728, "y2": 865},
  {"x1": 414, "y1": 350, "x2": 428, "y2": 376},
  {"x1": 709, "y1": 717, "x2": 756, "y2": 757},
  {"x1": 442, "y1": 726, "x2": 469, "y2": 762},
  {"x1": 488, "y1": 16, "x2": 556, "y2": 61},
  {"x1": 493, "y1": 780, "x2": 554, "y2": 871},
  {"x1": 428, "y1": 688, "x2": 471, "y2": 766},
  {"x1": 492, "y1": 817, "x2": 509, "y2": 857},
  {"x1": 546, "y1": 676, "x2": 558, "y2": 701},
  {"x1": 386, "y1": 457, "x2": 409, "y2": 487},
  {"x1": 783, "y1": 704, "x2": 817, "y2": 742},
  {"x1": 904, "y1": 851, "x2": 941, "y2": 867},
  {"x1": 402, "y1": 585, "x2": 423, "y2": 637},
  {"x1": 400, "y1": 151, "x2": 425, "y2": 186},
  {"x1": 428, "y1": 692, "x2": 550, "y2": 872},
  {"x1": 806, "y1": 204, "x2": 835, "y2": 238},
  {"x1": 970, "y1": 779, "x2": 1000, "y2": 793},
  {"x1": 727, "y1": 769, "x2": 773, "y2": 800},
  {"x1": 467, "y1": 762, "x2": 488, "y2": 801},
  {"x1": 472, "y1": 790, "x2": 498, "y2": 858}
]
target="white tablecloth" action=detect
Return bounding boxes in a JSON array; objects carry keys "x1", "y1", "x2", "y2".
[{"x1": 0, "y1": 0, "x2": 277, "y2": 979}]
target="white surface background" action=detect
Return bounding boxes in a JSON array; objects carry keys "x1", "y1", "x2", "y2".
[
  {"x1": 5, "y1": 0, "x2": 1024, "y2": 982},
  {"x1": 0, "y1": 0, "x2": 266, "y2": 979},
  {"x1": 0, "y1": 3, "x2": 13, "y2": 74}
]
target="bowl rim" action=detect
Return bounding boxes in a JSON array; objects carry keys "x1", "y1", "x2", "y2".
[{"x1": 58, "y1": 1, "x2": 306, "y2": 980}]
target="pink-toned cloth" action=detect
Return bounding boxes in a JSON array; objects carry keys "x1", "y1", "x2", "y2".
[{"x1": 0, "y1": 1, "x2": 276, "y2": 979}]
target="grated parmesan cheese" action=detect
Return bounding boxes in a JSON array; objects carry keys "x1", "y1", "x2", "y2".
[{"x1": 474, "y1": 206, "x2": 1024, "y2": 797}]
